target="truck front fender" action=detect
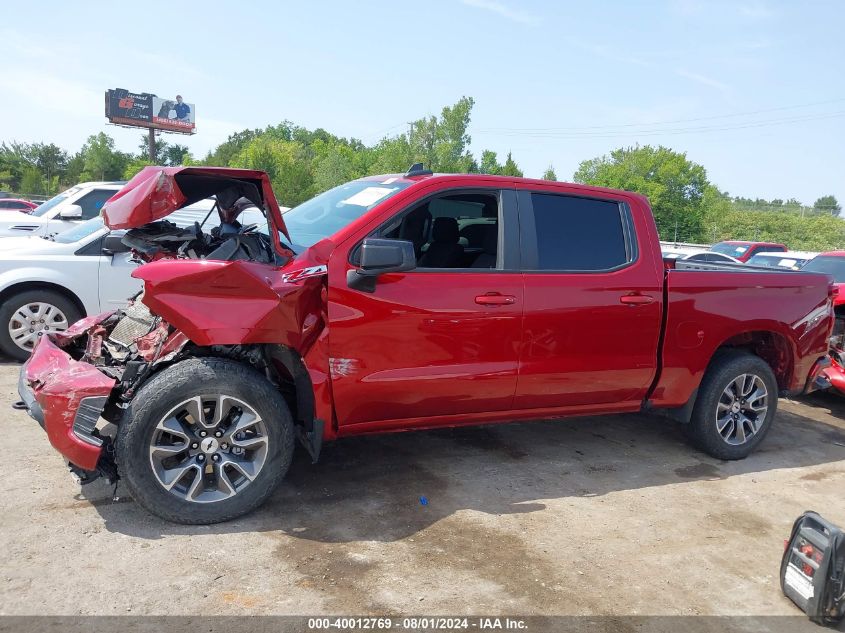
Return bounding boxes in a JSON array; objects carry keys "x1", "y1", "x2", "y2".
[{"x1": 132, "y1": 259, "x2": 325, "y2": 353}]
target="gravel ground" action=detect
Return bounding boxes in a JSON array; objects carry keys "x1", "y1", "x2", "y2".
[{"x1": 0, "y1": 359, "x2": 843, "y2": 617}]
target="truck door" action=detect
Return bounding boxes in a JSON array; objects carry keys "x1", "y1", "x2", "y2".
[
  {"x1": 514, "y1": 187, "x2": 663, "y2": 409},
  {"x1": 327, "y1": 186, "x2": 524, "y2": 427}
]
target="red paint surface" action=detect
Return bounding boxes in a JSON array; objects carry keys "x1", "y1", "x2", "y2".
[
  {"x1": 23, "y1": 334, "x2": 115, "y2": 470},
  {"x1": 28, "y1": 172, "x2": 836, "y2": 465}
]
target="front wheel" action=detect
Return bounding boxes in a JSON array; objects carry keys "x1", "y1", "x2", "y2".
[
  {"x1": 685, "y1": 350, "x2": 778, "y2": 460},
  {"x1": 116, "y1": 357, "x2": 295, "y2": 524}
]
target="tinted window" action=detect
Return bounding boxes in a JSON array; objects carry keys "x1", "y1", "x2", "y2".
[
  {"x1": 530, "y1": 194, "x2": 627, "y2": 271},
  {"x1": 803, "y1": 256, "x2": 845, "y2": 283},
  {"x1": 77, "y1": 189, "x2": 115, "y2": 220},
  {"x1": 371, "y1": 191, "x2": 499, "y2": 269}
]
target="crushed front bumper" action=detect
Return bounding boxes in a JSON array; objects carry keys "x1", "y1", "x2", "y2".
[{"x1": 18, "y1": 334, "x2": 116, "y2": 471}]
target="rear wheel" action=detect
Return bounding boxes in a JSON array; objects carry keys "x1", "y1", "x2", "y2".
[
  {"x1": 0, "y1": 289, "x2": 81, "y2": 361},
  {"x1": 685, "y1": 350, "x2": 778, "y2": 460},
  {"x1": 116, "y1": 357, "x2": 295, "y2": 524}
]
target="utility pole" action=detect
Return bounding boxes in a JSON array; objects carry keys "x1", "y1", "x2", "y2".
[{"x1": 148, "y1": 128, "x2": 156, "y2": 163}]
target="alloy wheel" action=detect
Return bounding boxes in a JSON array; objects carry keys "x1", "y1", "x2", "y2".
[
  {"x1": 715, "y1": 373, "x2": 769, "y2": 446},
  {"x1": 148, "y1": 394, "x2": 269, "y2": 504}
]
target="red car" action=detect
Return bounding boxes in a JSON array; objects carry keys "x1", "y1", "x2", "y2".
[
  {"x1": 0, "y1": 198, "x2": 39, "y2": 213},
  {"x1": 16, "y1": 166, "x2": 835, "y2": 524},
  {"x1": 800, "y1": 252, "x2": 845, "y2": 393},
  {"x1": 709, "y1": 240, "x2": 787, "y2": 263}
]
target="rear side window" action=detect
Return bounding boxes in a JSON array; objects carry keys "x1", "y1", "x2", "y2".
[{"x1": 529, "y1": 193, "x2": 628, "y2": 271}]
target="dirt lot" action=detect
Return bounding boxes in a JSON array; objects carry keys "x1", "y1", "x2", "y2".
[{"x1": 0, "y1": 358, "x2": 843, "y2": 618}]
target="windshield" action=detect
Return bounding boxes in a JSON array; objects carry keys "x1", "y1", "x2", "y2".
[
  {"x1": 283, "y1": 179, "x2": 411, "y2": 248},
  {"x1": 31, "y1": 191, "x2": 73, "y2": 217},
  {"x1": 710, "y1": 242, "x2": 749, "y2": 257},
  {"x1": 54, "y1": 217, "x2": 104, "y2": 243},
  {"x1": 802, "y1": 256, "x2": 845, "y2": 282}
]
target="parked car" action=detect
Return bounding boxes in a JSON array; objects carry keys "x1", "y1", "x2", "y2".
[
  {"x1": 17, "y1": 166, "x2": 834, "y2": 524},
  {"x1": 682, "y1": 251, "x2": 741, "y2": 264},
  {"x1": 745, "y1": 251, "x2": 817, "y2": 270},
  {"x1": 0, "y1": 200, "x2": 265, "y2": 361},
  {"x1": 0, "y1": 198, "x2": 38, "y2": 213},
  {"x1": 0, "y1": 182, "x2": 124, "y2": 239},
  {"x1": 800, "y1": 252, "x2": 845, "y2": 394},
  {"x1": 709, "y1": 240, "x2": 787, "y2": 262}
]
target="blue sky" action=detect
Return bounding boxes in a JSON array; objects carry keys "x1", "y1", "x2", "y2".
[{"x1": 1, "y1": 0, "x2": 843, "y2": 206}]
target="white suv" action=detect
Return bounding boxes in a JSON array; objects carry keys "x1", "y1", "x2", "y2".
[{"x1": 0, "y1": 182, "x2": 123, "y2": 238}]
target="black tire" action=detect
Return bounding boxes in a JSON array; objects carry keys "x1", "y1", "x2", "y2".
[
  {"x1": 685, "y1": 350, "x2": 778, "y2": 460},
  {"x1": 0, "y1": 289, "x2": 82, "y2": 362},
  {"x1": 116, "y1": 357, "x2": 295, "y2": 524}
]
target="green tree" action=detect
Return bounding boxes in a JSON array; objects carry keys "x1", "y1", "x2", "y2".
[
  {"x1": 479, "y1": 150, "x2": 503, "y2": 175},
  {"x1": 204, "y1": 129, "x2": 260, "y2": 166},
  {"x1": 313, "y1": 146, "x2": 357, "y2": 193},
  {"x1": 500, "y1": 152, "x2": 523, "y2": 177},
  {"x1": 574, "y1": 145, "x2": 708, "y2": 242},
  {"x1": 19, "y1": 166, "x2": 45, "y2": 195},
  {"x1": 542, "y1": 164, "x2": 557, "y2": 180},
  {"x1": 81, "y1": 133, "x2": 128, "y2": 181},
  {"x1": 123, "y1": 157, "x2": 154, "y2": 180},
  {"x1": 139, "y1": 134, "x2": 169, "y2": 164},
  {"x1": 0, "y1": 142, "x2": 32, "y2": 191},
  {"x1": 231, "y1": 137, "x2": 313, "y2": 206},
  {"x1": 164, "y1": 144, "x2": 191, "y2": 166},
  {"x1": 814, "y1": 195, "x2": 841, "y2": 217},
  {"x1": 30, "y1": 143, "x2": 68, "y2": 187},
  {"x1": 64, "y1": 152, "x2": 85, "y2": 187}
]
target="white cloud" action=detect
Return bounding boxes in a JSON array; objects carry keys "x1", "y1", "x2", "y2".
[
  {"x1": 460, "y1": 0, "x2": 539, "y2": 25},
  {"x1": 676, "y1": 69, "x2": 731, "y2": 94}
]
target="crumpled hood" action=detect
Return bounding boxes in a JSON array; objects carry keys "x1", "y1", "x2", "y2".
[{"x1": 101, "y1": 166, "x2": 289, "y2": 240}]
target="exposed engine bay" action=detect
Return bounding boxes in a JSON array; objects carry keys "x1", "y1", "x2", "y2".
[{"x1": 121, "y1": 201, "x2": 278, "y2": 264}]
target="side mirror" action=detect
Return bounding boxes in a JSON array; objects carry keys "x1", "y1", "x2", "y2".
[
  {"x1": 347, "y1": 238, "x2": 416, "y2": 292},
  {"x1": 101, "y1": 233, "x2": 130, "y2": 255},
  {"x1": 59, "y1": 204, "x2": 82, "y2": 219}
]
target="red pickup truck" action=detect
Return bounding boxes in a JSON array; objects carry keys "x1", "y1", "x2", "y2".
[{"x1": 17, "y1": 166, "x2": 834, "y2": 524}]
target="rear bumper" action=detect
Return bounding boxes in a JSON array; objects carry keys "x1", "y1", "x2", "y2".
[{"x1": 18, "y1": 335, "x2": 116, "y2": 471}]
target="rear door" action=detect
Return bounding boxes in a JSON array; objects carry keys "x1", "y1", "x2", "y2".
[
  {"x1": 327, "y1": 184, "x2": 524, "y2": 427},
  {"x1": 514, "y1": 186, "x2": 663, "y2": 409}
]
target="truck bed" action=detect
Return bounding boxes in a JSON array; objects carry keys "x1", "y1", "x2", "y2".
[{"x1": 649, "y1": 263, "x2": 833, "y2": 409}]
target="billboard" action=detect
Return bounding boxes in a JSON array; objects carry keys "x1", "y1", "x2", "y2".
[
  {"x1": 105, "y1": 88, "x2": 195, "y2": 134},
  {"x1": 152, "y1": 95, "x2": 195, "y2": 132}
]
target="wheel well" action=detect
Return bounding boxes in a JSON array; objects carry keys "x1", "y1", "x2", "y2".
[
  {"x1": 717, "y1": 330, "x2": 793, "y2": 391},
  {"x1": 0, "y1": 282, "x2": 86, "y2": 319},
  {"x1": 264, "y1": 344, "x2": 316, "y2": 430},
  {"x1": 656, "y1": 330, "x2": 792, "y2": 425}
]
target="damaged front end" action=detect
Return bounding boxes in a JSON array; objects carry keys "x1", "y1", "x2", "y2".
[
  {"x1": 17, "y1": 301, "x2": 191, "y2": 483},
  {"x1": 16, "y1": 166, "x2": 330, "y2": 490}
]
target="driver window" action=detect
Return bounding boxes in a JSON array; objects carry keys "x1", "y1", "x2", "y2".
[{"x1": 377, "y1": 191, "x2": 500, "y2": 269}]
